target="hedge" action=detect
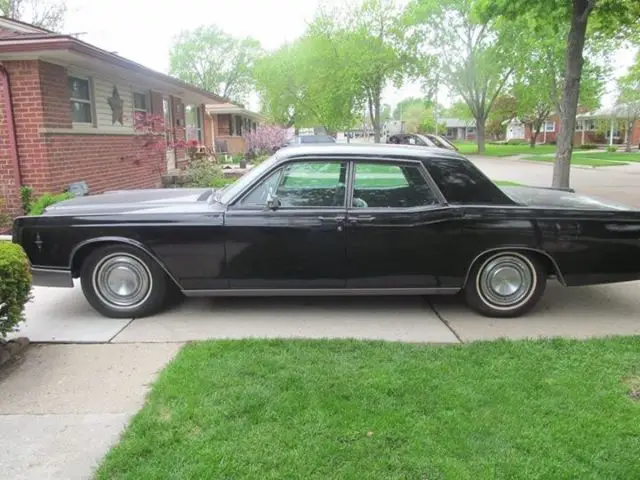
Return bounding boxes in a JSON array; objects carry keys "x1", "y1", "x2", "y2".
[
  {"x1": 28, "y1": 192, "x2": 74, "y2": 216},
  {"x1": 0, "y1": 242, "x2": 32, "y2": 338}
]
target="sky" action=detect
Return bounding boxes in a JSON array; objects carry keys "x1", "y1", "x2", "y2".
[{"x1": 61, "y1": 0, "x2": 636, "y2": 112}]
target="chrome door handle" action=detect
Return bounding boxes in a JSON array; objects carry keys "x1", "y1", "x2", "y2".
[
  {"x1": 348, "y1": 216, "x2": 376, "y2": 224},
  {"x1": 318, "y1": 215, "x2": 345, "y2": 223}
]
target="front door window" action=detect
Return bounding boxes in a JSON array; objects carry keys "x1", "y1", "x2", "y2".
[{"x1": 238, "y1": 161, "x2": 347, "y2": 209}]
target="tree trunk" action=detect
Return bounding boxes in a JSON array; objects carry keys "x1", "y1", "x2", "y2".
[
  {"x1": 552, "y1": 0, "x2": 591, "y2": 189},
  {"x1": 530, "y1": 123, "x2": 542, "y2": 148},
  {"x1": 626, "y1": 120, "x2": 632, "y2": 152},
  {"x1": 476, "y1": 118, "x2": 486, "y2": 154},
  {"x1": 373, "y1": 96, "x2": 381, "y2": 143}
]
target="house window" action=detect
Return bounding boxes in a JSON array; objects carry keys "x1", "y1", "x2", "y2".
[
  {"x1": 133, "y1": 92, "x2": 149, "y2": 113},
  {"x1": 544, "y1": 121, "x2": 555, "y2": 132},
  {"x1": 235, "y1": 115, "x2": 242, "y2": 136},
  {"x1": 68, "y1": 76, "x2": 93, "y2": 124},
  {"x1": 185, "y1": 105, "x2": 203, "y2": 143}
]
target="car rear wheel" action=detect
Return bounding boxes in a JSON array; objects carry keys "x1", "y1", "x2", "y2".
[
  {"x1": 464, "y1": 251, "x2": 546, "y2": 317},
  {"x1": 80, "y1": 245, "x2": 169, "y2": 318}
]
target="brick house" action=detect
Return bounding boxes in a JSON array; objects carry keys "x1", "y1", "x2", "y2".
[
  {"x1": 204, "y1": 102, "x2": 265, "y2": 155},
  {"x1": 505, "y1": 109, "x2": 640, "y2": 147},
  {"x1": 0, "y1": 17, "x2": 224, "y2": 217}
]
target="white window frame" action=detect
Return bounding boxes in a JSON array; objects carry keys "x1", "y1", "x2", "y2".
[
  {"x1": 133, "y1": 91, "x2": 150, "y2": 117},
  {"x1": 544, "y1": 121, "x2": 555, "y2": 132},
  {"x1": 68, "y1": 75, "x2": 94, "y2": 126}
]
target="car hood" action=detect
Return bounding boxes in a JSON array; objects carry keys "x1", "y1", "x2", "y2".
[
  {"x1": 42, "y1": 188, "x2": 218, "y2": 215},
  {"x1": 500, "y1": 186, "x2": 638, "y2": 211}
]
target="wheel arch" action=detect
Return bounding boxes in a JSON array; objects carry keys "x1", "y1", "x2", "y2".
[
  {"x1": 69, "y1": 237, "x2": 181, "y2": 288},
  {"x1": 463, "y1": 247, "x2": 565, "y2": 288}
]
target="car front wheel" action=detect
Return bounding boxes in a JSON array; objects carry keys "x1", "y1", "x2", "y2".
[
  {"x1": 464, "y1": 251, "x2": 546, "y2": 318},
  {"x1": 80, "y1": 245, "x2": 169, "y2": 318}
]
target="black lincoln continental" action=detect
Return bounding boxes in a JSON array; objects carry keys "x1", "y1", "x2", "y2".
[{"x1": 12, "y1": 144, "x2": 640, "y2": 319}]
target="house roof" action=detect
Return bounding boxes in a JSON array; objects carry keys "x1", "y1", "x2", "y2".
[
  {"x1": 437, "y1": 117, "x2": 476, "y2": 128},
  {"x1": 205, "y1": 102, "x2": 265, "y2": 122},
  {"x1": 0, "y1": 16, "x2": 225, "y2": 105},
  {"x1": 577, "y1": 103, "x2": 639, "y2": 120}
]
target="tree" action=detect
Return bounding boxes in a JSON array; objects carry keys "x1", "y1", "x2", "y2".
[
  {"x1": 616, "y1": 52, "x2": 640, "y2": 152},
  {"x1": 406, "y1": 0, "x2": 523, "y2": 153},
  {"x1": 392, "y1": 97, "x2": 431, "y2": 120},
  {"x1": 477, "y1": 0, "x2": 640, "y2": 188},
  {"x1": 485, "y1": 94, "x2": 517, "y2": 140},
  {"x1": 341, "y1": 0, "x2": 422, "y2": 142},
  {"x1": 169, "y1": 25, "x2": 262, "y2": 102},
  {"x1": 253, "y1": 28, "x2": 362, "y2": 132},
  {"x1": 0, "y1": 0, "x2": 66, "y2": 31}
]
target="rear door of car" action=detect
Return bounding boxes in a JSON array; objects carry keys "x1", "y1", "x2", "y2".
[
  {"x1": 223, "y1": 158, "x2": 349, "y2": 290},
  {"x1": 345, "y1": 158, "x2": 463, "y2": 289}
]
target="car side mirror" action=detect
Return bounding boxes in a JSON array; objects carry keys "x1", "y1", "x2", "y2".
[{"x1": 266, "y1": 188, "x2": 281, "y2": 210}]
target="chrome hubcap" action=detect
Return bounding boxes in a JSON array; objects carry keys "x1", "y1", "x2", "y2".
[
  {"x1": 92, "y1": 254, "x2": 152, "y2": 310},
  {"x1": 478, "y1": 254, "x2": 534, "y2": 308}
]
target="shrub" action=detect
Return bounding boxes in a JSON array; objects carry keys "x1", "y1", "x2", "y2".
[
  {"x1": 28, "y1": 192, "x2": 74, "y2": 216},
  {"x1": 0, "y1": 198, "x2": 9, "y2": 231},
  {"x1": 252, "y1": 154, "x2": 270, "y2": 164},
  {"x1": 506, "y1": 139, "x2": 528, "y2": 145},
  {"x1": 185, "y1": 159, "x2": 234, "y2": 188},
  {"x1": 20, "y1": 185, "x2": 33, "y2": 213},
  {"x1": 0, "y1": 242, "x2": 31, "y2": 338},
  {"x1": 606, "y1": 146, "x2": 617, "y2": 153},
  {"x1": 244, "y1": 124, "x2": 292, "y2": 156},
  {"x1": 578, "y1": 143, "x2": 598, "y2": 150}
]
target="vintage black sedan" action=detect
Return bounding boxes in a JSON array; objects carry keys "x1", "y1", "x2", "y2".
[{"x1": 12, "y1": 144, "x2": 640, "y2": 319}]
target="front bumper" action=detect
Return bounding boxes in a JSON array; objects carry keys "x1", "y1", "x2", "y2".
[{"x1": 31, "y1": 267, "x2": 74, "y2": 288}]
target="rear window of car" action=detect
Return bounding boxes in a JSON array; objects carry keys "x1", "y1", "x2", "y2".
[{"x1": 424, "y1": 157, "x2": 514, "y2": 205}]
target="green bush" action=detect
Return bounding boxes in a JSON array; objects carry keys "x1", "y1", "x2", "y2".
[
  {"x1": 506, "y1": 139, "x2": 528, "y2": 145},
  {"x1": 578, "y1": 143, "x2": 598, "y2": 150},
  {"x1": 0, "y1": 198, "x2": 9, "y2": 231},
  {"x1": 0, "y1": 242, "x2": 31, "y2": 338},
  {"x1": 606, "y1": 146, "x2": 617, "y2": 153},
  {"x1": 252, "y1": 154, "x2": 270, "y2": 164},
  {"x1": 28, "y1": 192, "x2": 74, "y2": 216},
  {"x1": 185, "y1": 159, "x2": 233, "y2": 188},
  {"x1": 20, "y1": 185, "x2": 33, "y2": 213}
]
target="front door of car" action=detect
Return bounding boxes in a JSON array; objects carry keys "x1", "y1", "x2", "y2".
[
  {"x1": 224, "y1": 159, "x2": 348, "y2": 289},
  {"x1": 345, "y1": 160, "x2": 462, "y2": 289}
]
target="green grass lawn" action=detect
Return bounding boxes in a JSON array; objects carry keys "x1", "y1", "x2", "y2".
[
  {"x1": 521, "y1": 155, "x2": 628, "y2": 167},
  {"x1": 96, "y1": 338, "x2": 640, "y2": 480},
  {"x1": 493, "y1": 180, "x2": 523, "y2": 186},
  {"x1": 576, "y1": 151, "x2": 640, "y2": 162},
  {"x1": 455, "y1": 142, "x2": 557, "y2": 157}
]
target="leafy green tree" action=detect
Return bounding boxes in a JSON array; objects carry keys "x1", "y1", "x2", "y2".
[
  {"x1": 169, "y1": 25, "x2": 262, "y2": 103},
  {"x1": 0, "y1": 0, "x2": 66, "y2": 31},
  {"x1": 616, "y1": 52, "x2": 640, "y2": 152},
  {"x1": 392, "y1": 97, "x2": 431, "y2": 120},
  {"x1": 476, "y1": 0, "x2": 640, "y2": 187},
  {"x1": 486, "y1": 94, "x2": 517, "y2": 140},
  {"x1": 405, "y1": 0, "x2": 523, "y2": 153}
]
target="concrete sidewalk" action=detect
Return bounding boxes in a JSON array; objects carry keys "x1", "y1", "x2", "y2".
[{"x1": 0, "y1": 343, "x2": 180, "y2": 480}]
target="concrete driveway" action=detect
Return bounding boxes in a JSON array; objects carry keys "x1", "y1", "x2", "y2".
[{"x1": 8, "y1": 279, "x2": 640, "y2": 344}]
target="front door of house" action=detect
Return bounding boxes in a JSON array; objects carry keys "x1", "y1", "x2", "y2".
[{"x1": 163, "y1": 96, "x2": 176, "y2": 171}]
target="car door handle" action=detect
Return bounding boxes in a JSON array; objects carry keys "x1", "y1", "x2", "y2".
[
  {"x1": 348, "y1": 216, "x2": 376, "y2": 224},
  {"x1": 317, "y1": 215, "x2": 345, "y2": 223}
]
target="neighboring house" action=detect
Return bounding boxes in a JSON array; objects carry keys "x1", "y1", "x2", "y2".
[
  {"x1": 438, "y1": 118, "x2": 476, "y2": 140},
  {"x1": 504, "y1": 116, "x2": 558, "y2": 143},
  {"x1": 204, "y1": 103, "x2": 265, "y2": 155},
  {"x1": 0, "y1": 16, "x2": 224, "y2": 217},
  {"x1": 505, "y1": 108, "x2": 640, "y2": 146}
]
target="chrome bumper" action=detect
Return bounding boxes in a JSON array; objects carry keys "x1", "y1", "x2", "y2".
[{"x1": 31, "y1": 268, "x2": 74, "y2": 288}]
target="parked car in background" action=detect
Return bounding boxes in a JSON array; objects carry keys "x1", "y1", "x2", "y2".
[
  {"x1": 288, "y1": 134, "x2": 337, "y2": 145},
  {"x1": 13, "y1": 144, "x2": 640, "y2": 320},
  {"x1": 388, "y1": 133, "x2": 458, "y2": 151}
]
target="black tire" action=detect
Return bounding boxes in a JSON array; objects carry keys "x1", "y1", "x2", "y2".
[
  {"x1": 80, "y1": 244, "x2": 170, "y2": 318},
  {"x1": 464, "y1": 251, "x2": 546, "y2": 318}
]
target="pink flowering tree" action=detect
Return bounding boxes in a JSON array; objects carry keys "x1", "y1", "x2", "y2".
[
  {"x1": 244, "y1": 124, "x2": 293, "y2": 157},
  {"x1": 128, "y1": 112, "x2": 199, "y2": 172}
]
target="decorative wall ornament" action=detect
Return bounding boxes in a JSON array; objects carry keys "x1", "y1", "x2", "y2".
[{"x1": 107, "y1": 86, "x2": 124, "y2": 125}]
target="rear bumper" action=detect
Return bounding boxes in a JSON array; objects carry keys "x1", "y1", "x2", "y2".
[{"x1": 32, "y1": 267, "x2": 74, "y2": 288}]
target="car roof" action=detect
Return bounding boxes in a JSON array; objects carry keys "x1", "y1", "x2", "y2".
[{"x1": 275, "y1": 143, "x2": 466, "y2": 162}]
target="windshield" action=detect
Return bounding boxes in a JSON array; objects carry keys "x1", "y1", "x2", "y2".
[{"x1": 215, "y1": 154, "x2": 280, "y2": 205}]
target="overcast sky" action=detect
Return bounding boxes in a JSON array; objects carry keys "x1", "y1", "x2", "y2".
[{"x1": 63, "y1": 0, "x2": 636, "y2": 111}]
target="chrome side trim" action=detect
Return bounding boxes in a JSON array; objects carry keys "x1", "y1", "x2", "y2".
[
  {"x1": 68, "y1": 236, "x2": 181, "y2": 288},
  {"x1": 182, "y1": 287, "x2": 460, "y2": 297},
  {"x1": 31, "y1": 267, "x2": 74, "y2": 288},
  {"x1": 462, "y1": 247, "x2": 566, "y2": 287}
]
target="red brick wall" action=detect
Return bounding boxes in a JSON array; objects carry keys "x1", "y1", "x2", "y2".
[{"x1": 0, "y1": 59, "x2": 176, "y2": 219}]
